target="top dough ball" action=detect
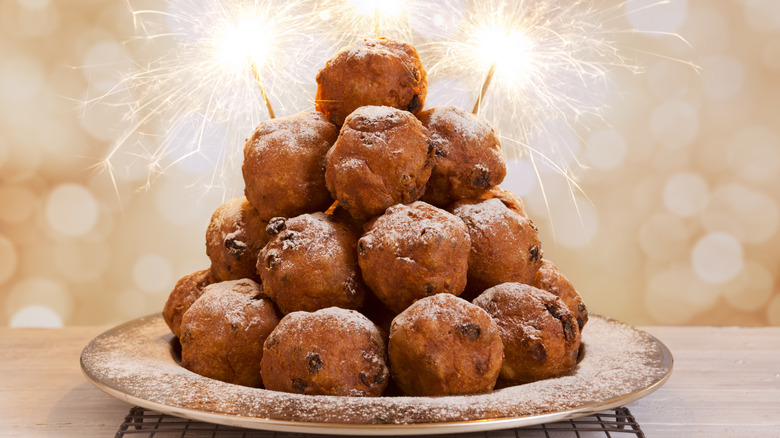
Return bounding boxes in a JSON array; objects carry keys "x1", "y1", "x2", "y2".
[
  {"x1": 315, "y1": 37, "x2": 428, "y2": 126},
  {"x1": 325, "y1": 106, "x2": 434, "y2": 221}
]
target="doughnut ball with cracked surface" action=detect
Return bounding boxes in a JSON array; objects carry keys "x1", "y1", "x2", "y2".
[
  {"x1": 242, "y1": 111, "x2": 338, "y2": 221},
  {"x1": 205, "y1": 197, "x2": 269, "y2": 283},
  {"x1": 388, "y1": 293, "x2": 503, "y2": 396},
  {"x1": 473, "y1": 282, "x2": 581, "y2": 384},
  {"x1": 180, "y1": 279, "x2": 280, "y2": 388},
  {"x1": 163, "y1": 268, "x2": 216, "y2": 339},
  {"x1": 260, "y1": 307, "x2": 389, "y2": 396},
  {"x1": 258, "y1": 213, "x2": 367, "y2": 314},
  {"x1": 325, "y1": 105, "x2": 434, "y2": 221},
  {"x1": 315, "y1": 37, "x2": 427, "y2": 127},
  {"x1": 533, "y1": 259, "x2": 589, "y2": 330},
  {"x1": 418, "y1": 106, "x2": 506, "y2": 207},
  {"x1": 449, "y1": 197, "x2": 543, "y2": 300},
  {"x1": 358, "y1": 201, "x2": 470, "y2": 313}
]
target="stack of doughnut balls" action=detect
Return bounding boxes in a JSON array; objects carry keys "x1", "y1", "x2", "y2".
[{"x1": 163, "y1": 37, "x2": 588, "y2": 397}]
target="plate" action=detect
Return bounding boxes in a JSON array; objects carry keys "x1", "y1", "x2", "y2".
[{"x1": 81, "y1": 313, "x2": 672, "y2": 436}]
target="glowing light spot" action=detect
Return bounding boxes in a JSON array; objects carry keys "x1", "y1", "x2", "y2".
[
  {"x1": 473, "y1": 27, "x2": 535, "y2": 83},
  {"x1": 10, "y1": 305, "x2": 63, "y2": 328},
  {"x1": 701, "y1": 56, "x2": 744, "y2": 101},
  {"x1": 7, "y1": 278, "x2": 73, "y2": 323},
  {"x1": 663, "y1": 172, "x2": 709, "y2": 218},
  {"x1": 585, "y1": 129, "x2": 627, "y2": 170},
  {"x1": 0, "y1": 235, "x2": 17, "y2": 285},
  {"x1": 727, "y1": 125, "x2": 780, "y2": 183},
  {"x1": 216, "y1": 17, "x2": 273, "y2": 73},
  {"x1": 626, "y1": 0, "x2": 688, "y2": 37},
  {"x1": 638, "y1": 213, "x2": 690, "y2": 261},
  {"x1": 0, "y1": 185, "x2": 37, "y2": 224},
  {"x1": 45, "y1": 184, "x2": 99, "y2": 237},
  {"x1": 691, "y1": 232, "x2": 743, "y2": 285},
  {"x1": 649, "y1": 100, "x2": 700, "y2": 149},
  {"x1": 132, "y1": 253, "x2": 173, "y2": 294},
  {"x1": 723, "y1": 261, "x2": 774, "y2": 312}
]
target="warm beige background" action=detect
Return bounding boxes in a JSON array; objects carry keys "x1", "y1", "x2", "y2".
[{"x1": 1, "y1": 0, "x2": 779, "y2": 327}]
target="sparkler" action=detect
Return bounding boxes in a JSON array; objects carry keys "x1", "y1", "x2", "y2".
[{"x1": 94, "y1": 0, "x2": 325, "y2": 197}]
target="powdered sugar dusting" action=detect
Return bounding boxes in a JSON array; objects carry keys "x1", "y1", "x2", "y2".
[{"x1": 81, "y1": 314, "x2": 671, "y2": 426}]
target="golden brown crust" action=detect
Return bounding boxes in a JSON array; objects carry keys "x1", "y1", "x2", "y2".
[
  {"x1": 358, "y1": 201, "x2": 470, "y2": 313},
  {"x1": 258, "y1": 213, "x2": 367, "y2": 314},
  {"x1": 533, "y1": 259, "x2": 589, "y2": 330},
  {"x1": 260, "y1": 307, "x2": 389, "y2": 396},
  {"x1": 473, "y1": 283, "x2": 580, "y2": 384},
  {"x1": 325, "y1": 106, "x2": 434, "y2": 221},
  {"x1": 449, "y1": 197, "x2": 543, "y2": 300},
  {"x1": 315, "y1": 37, "x2": 427, "y2": 126},
  {"x1": 388, "y1": 294, "x2": 503, "y2": 396},
  {"x1": 242, "y1": 111, "x2": 338, "y2": 221},
  {"x1": 180, "y1": 279, "x2": 280, "y2": 388},
  {"x1": 205, "y1": 197, "x2": 269, "y2": 282},
  {"x1": 162, "y1": 268, "x2": 216, "y2": 339},
  {"x1": 418, "y1": 106, "x2": 506, "y2": 207}
]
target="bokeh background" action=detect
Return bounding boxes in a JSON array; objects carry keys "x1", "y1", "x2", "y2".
[{"x1": 2, "y1": 0, "x2": 779, "y2": 327}]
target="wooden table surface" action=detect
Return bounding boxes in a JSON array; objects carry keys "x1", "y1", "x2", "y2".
[{"x1": 1, "y1": 323, "x2": 778, "y2": 437}]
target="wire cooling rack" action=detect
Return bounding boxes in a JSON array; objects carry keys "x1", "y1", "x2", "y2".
[{"x1": 115, "y1": 406, "x2": 645, "y2": 438}]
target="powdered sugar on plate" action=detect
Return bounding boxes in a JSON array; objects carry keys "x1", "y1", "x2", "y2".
[{"x1": 81, "y1": 313, "x2": 672, "y2": 431}]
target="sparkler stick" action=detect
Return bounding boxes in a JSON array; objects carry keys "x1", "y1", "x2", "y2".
[
  {"x1": 471, "y1": 63, "x2": 496, "y2": 115},
  {"x1": 249, "y1": 60, "x2": 275, "y2": 119}
]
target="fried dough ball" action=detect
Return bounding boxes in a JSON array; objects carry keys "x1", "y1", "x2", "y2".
[
  {"x1": 449, "y1": 197, "x2": 543, "y2": 299},
  {"x1": 180, "y1": 279, "x2": 280, "y2": 388},
  {"x1": 533, "y1": 259, "x2": 589, "y2": 330},
  {"x1": 325, "y1": 106, "x2": 434, "y2": 221},
  {"x1": 388, "y1": 294, "x2": 503, "y2": 396},
  {"x1": 315, "y1": 37, "x2": 427, "y2": 126},
  {"x1": 418, "y1": 106, "x2": 506, "y2": 207},
  {"x1": 242, "y1": 111, "x2": 338, "y2": 221},
  {"x1": 258, "y1": 213, "x2": 367, "y2": 314},
  {"x1": 205, "y1": 197, "x2": 269, "y2": 282},
  {"x1": 358, "y1": 201, "x2": 470, "y2": 313},
  {"x1": 163, "y1": 268, "x2": 216, "y2": 339},
  {"x1": 260, "y1": 307, "x2": 389, "y2": 396},
  {"x1": 473, "y1": 282, "x2": 581, "y2": 384}
]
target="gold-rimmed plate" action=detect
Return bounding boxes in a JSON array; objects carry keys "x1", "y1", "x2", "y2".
[{"x1": 80, "y1": 313, "x2": 672, "y2": 436}]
